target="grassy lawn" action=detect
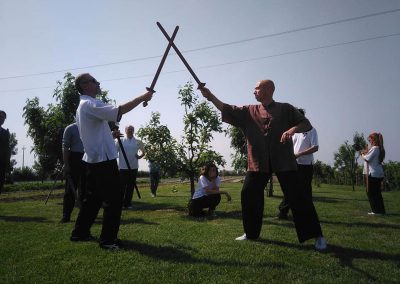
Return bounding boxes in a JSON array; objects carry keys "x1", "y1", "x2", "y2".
[{"x1": 0, "y1": 180, "x2": 399, "y2": 283}]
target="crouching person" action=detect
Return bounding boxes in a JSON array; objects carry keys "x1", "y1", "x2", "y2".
[{"x1": 188, "y1": 162, "x2": 231, "y2": 217}]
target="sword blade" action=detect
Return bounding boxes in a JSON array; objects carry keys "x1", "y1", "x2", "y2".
[
  {"x1": 143, "y1": 26, "x2": 179, "y2": 107},
  {"x1": 157, "y1": 22, "x2": 205, "y2": 89}
]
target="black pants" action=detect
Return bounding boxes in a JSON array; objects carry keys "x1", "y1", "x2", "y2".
[
  {"x1": 188, "y1": 194, "x2": 221, "y2": 217},
  {"x1": 150, "y1": 172, "x2": 160, "y2": 195},
  {"x1": 279, "y1": 164, "x2": 313, "y2": 216},
  {"x1": 242, "y1": 171, "x2": 322, "y2": 243},
  {"x1": 120, "y1": 169, "x2": 138, "y2": 207},
  {"x1": 62, "y1": 152, "x2": 86, "y2": 220},
  {"x1": 72, "y1": 159, "x2": 123, "y2": 244},
  {"x1": 0, "y1": 160, "x2": 5, "y2": 194},
  {"x1": 367, "y1": 176, "x2": 385, "y2": 214}
]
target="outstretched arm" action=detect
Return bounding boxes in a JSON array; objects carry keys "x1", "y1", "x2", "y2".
[
  {"x1": 119, "y1": 91, "x2": 153, "y2": 115},
  {"x1": 200, "y1": 87, "x2": 224, "y2": 111}
]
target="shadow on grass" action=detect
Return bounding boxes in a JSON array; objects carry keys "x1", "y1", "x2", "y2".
[
  {"x1": 0, "y1": 193, "x2": 64, "y2": 203},
  {"x1": 120, "y1": 239, "x2": 286, "y2": 268},
  {"x1": 256, "y1": 238, "x2": 400, "y2": 282},
  {"x1": 0, "y1": 215, "x2": 51, "y2": 223},
  {"x1": 320, "y1": 219, "x2": 400, "y2": 230},
  {"x1": 328, "y1": 244, "x2": 400, "y2": 282}
]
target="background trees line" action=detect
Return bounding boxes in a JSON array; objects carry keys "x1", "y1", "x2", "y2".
[{"x1": 4, "y1": 73, "x2": 400, "y2": 191}]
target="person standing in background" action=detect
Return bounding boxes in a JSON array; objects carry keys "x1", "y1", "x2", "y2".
[
  {"x1": 61, "y1": 122, "x2": 86, "y2": 223},
  {"x1": 277, "y1": 108, "x2": 319, "y2": 219},
  {"x1": 0, "y1": 110, "x2": 10, "y2": 194},
  {"x1": 361, "y1": 132, "x2": 386, "y2": 215},
  {"x1": 148, "y1": 159, "x2": 161, "y2": 197},
  {"x1": 116, "y1": 125, "x2": 144, "y2": 208}
]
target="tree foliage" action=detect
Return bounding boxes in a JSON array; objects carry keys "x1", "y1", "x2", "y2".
[
  {"x1": 333, "y1": 132, "x2": 367, "y2": 191},
  {"x1": 136, "y1": 112, "x2": 181, "y2": 177},
  {"x1": 383, "y1": 161, "x2": 400, "y2": 191},
  {"x1": 226, "y1": 126, "x2": 247, "y2": 173},
  {"x1": 178, "y1": 82, "x2": 226, "y2": 194}
]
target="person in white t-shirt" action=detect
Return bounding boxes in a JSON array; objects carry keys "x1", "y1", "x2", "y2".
[
  {"x1": 360, "y1": 132, "x2": 386, "y2": 215},
  {"x1": 116, "y1": 125, "x2": 144, "y2": 208},
  {"x1": 70, "y1": 73, "x2": 153, "y2": 250},
  {"x1": 188, "y1": 163, "x2": 231, "y2": 217},
  {"x1": 277, "y1": 108, "x2": 319, "y2": 219}
]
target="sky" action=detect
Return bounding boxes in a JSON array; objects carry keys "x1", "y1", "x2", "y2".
[{"x1": 1, "y1": 0, "x2": 399, "y2": 171}]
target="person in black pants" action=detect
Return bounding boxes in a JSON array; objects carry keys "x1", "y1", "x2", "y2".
[
  {"x1": 0, "y1": 110, "x2": 10, "y2": 194},
  {"x1": 277, "y1": 108, "x2": 319, "y2": 219},
  {"x1": 200, "y1": 80, "x2": 327, "y2": 250},
  {"x1": 70, "y1": 73, "x2": 153, "y2": 250},
  {"x1": 360, "y1": 132, "x2": 386, "y2": 215},
  {"x1": 61, "y1": 122, "x2": 86, "y2": 223}
]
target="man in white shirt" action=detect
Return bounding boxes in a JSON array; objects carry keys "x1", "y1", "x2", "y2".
[
  {"x1": 116, "y1": 125, "x2": 144, "y2": 208},
  {"x1": 70, "y1": 73, "x2": 152, "y2": 250},
  {"x1": 277, "y1": 108, "x2": 319, "y2": 219}
]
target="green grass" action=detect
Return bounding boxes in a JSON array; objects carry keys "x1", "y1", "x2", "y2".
[{"x1": 1, "y1": 181, "x2": 399, "y2": 283}]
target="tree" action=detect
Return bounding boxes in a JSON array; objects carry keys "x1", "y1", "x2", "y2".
[
  {"x1": 226, "y1": 126, "x2": 247, "y2": 173},
  {"x1": 313, "y1": 160, "x2": 335, "y2": 186},
  {"x1": 23, "y1": 73, "x2": 111, "y2": 180},
  {"x1": 383, "y1": 161, "x2": 400, "y2": 191},
  {"x1": 137, "y1": 112, "x2": 181, "y2": 177},
  {"x1": 333, "y1": 132, "x2": 367, "y2": 191},
  {"x1": 177, "y1": 82, "x2": 225, "y2": 195},
  {"x1": 5, "y1": 132, "x2": 18, "y2": 183}
]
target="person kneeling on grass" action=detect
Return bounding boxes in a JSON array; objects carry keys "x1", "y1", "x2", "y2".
[{"x1": 188, "y1": 162, "x2": 231, "y2": 217}]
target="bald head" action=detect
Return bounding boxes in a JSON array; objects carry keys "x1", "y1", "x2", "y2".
[{"x1": 254, "y1": 79, "x2": 275, "y2": 104}]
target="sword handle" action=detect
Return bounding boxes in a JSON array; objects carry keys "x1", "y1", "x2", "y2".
[{"x1": 143, "y1": 87, "x2": 156, "y2": 107}]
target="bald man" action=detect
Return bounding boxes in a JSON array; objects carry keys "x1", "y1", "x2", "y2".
[{"x1": 200, "y1": 79, "x2": 327, "y2": 251}]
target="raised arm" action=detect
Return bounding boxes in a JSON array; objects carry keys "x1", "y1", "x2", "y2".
[
  {"x1": 119, "y1": 91, "x2": 153, "y2": 115},
  {"x1": 200, "y1": 87, "x2": 224, "y2": 112}
]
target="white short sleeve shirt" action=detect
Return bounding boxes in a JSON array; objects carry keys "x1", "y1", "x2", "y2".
[
  {"x1": 292, "y1": 127, "x2": 319, "y2": 165},
  {"x1": 192, "y1": 175, "x2": 221, "y2": 199},
  {"x1": 76, "y1": 95, "x2": 120, "y2": 163}
]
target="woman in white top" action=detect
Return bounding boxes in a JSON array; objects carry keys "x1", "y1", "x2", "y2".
[
  {"x1": 188, "y1": 163, "x2": 231, "y2": 217},
  {"x1": 360, "y1": 132, "x2": 386, "y2": 215}
]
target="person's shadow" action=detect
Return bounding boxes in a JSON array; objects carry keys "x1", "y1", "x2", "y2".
[
  {"x1": 120, "y1": 239, "x2": 285, "y2": 269},
  {"x1": 255, "y1": 238, "x2": 400, "y2": 282}
]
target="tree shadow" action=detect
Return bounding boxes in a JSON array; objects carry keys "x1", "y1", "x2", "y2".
[
  {"x1": 120, "y1": 239, "x2": 286, "y2": 269},
  {"x1": 0, "y1": 215, "x2": 51, "y2": 223}
]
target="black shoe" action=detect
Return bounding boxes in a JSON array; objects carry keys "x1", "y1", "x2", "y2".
[{"x1": 70, "y1": 234, "x2": 96, "y2": 242}]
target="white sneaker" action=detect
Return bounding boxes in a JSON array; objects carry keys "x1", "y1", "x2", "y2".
[
  {"x1": 235, "y1": 234, "x2": 247, "y2": 241},
  {"x1": 368, "y1": 212, "x2": 375, "y2": 215},
  {"x1": 315, "y1": 236, "x2": 327, "y2": 251}
]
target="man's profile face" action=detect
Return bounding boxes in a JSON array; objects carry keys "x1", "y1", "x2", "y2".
[
  {"x1": 0, "y1": 112, "x2": 6, "y2": 126},
  {"x1": 254, "y1": 81, "x2": 267, "y2": 102}
]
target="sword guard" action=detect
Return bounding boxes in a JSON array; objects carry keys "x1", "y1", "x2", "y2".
[
  {"x1": 146, "y1": 87, "x2": 156, "y2": 93},
  {"x1": 197, "y1": 82, "x2": 206, "y2": 89}
]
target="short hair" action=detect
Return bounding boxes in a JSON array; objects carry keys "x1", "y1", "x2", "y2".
[
  {"x1": 75, "y1": 73, "x2": 90, "y2": 94},
  {"x1": 0, "y1": 110, "x2": 6, "y2": 118}
]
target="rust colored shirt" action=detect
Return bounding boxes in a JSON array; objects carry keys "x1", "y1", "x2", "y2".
[{"x1": 222, "y1": 101, "x2": 310, "y2": 173}]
